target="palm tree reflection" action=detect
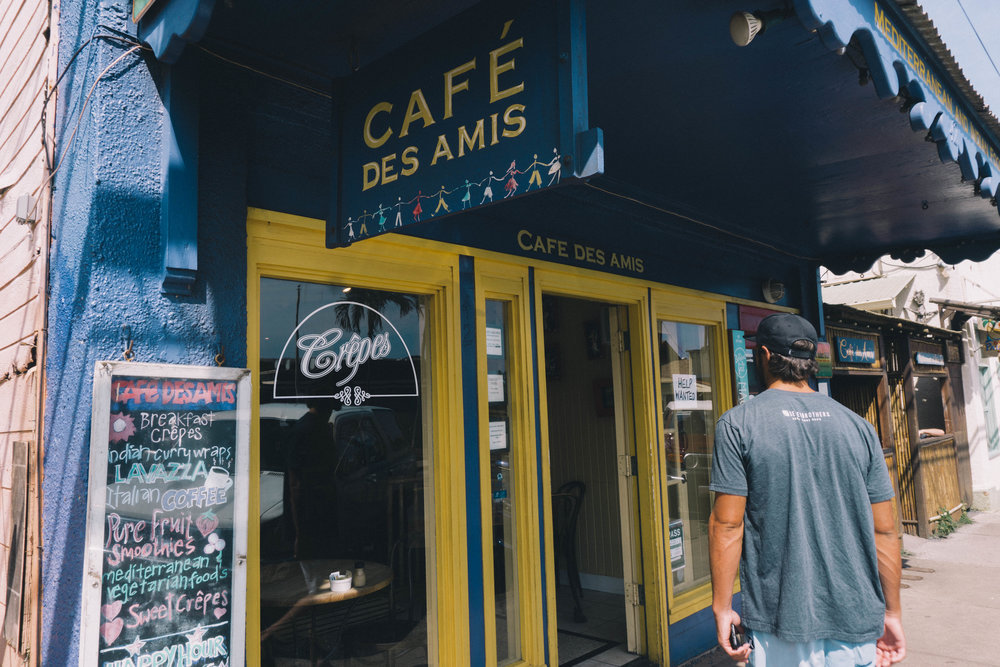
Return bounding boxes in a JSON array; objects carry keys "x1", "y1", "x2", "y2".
[{"x1": 333, "y1": 289, "x2": 420, "y2": 337}]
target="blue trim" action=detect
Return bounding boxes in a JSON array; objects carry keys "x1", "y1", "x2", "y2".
[
  {"x1": 796, "y1": 0, "x2": 1000, "y2": 206},
  {"x1": 726, "y1": 303, "x2": 740, "y2": 331},
  {"x1": 558, "y1": 0, "x2": 599, "y2": 179},
  {"x1": 160, "y1": 58, "x2": 199, "y2": 295},
  {"x1": 811, "y1": 265, "x2": 827, "y2": 340},
  {"x1": 528, "y1": 268, "x2": 550, "y2": 666},
  {"x1": 138, "y1": 0, "x2": 216, "y2": 63},
  {"x1": 460, "y1": 255, "x2": 485, "y2": 665},
  {"x1": 668, "y1": 593, "x2": 742, "y2": 665}
]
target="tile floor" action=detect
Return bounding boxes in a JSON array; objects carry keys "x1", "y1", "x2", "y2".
[{"x1": 555, "y1": 586, "x2": 637, "y2": 666}]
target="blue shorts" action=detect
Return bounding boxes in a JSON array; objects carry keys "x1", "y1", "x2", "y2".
[{"x1": 748, "y1": 629, "x2": 877, "y2": 667}]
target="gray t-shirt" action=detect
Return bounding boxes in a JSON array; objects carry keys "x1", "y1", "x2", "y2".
[{"x1": 710, "y1": 388, "x2": 895, "y2": 643}]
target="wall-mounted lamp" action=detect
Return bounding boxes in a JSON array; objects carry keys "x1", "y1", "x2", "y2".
[
  {"x1": 730, "y1": 8, "x2": 793, "y2": 47},
  {"x1": 762, "y1": 279, "x2": 785, "y2": 304}
]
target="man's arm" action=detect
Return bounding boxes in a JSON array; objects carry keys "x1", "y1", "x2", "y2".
[
  {"x1": 872, "y1": 500, "x2": 905, "y2": 666},
  {"x1": 709, "y1": 492, "x2": 751, "y2": 662}
]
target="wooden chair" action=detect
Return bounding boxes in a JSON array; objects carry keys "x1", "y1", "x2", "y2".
[{"x1": 552, "y1": 480, "x2": 586, "y2": 622}]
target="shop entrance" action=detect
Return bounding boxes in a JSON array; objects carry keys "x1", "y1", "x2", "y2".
[{"x1": 541, "y1": 295, "x2": 643, "y2": 664}]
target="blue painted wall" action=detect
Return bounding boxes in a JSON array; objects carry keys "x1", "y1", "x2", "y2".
[
  {"x1": 668, "y1": 594, "x2": 742, "y2": 665},
  {"x1": 43, "y1": 3, "x2": 264, "y2": 663}
]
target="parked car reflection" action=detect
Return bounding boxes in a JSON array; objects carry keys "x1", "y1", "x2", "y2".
[{"x1": 258, "y1": 401, "x2": 418, "y2": 562}]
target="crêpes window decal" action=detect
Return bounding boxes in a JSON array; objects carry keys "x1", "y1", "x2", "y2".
[{"x1": 272, "y1": 300, "x2": 420, "y2": 405}]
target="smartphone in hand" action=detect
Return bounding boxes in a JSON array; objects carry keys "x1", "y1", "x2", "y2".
[{"x1": 730, "y1": 623, "x2": 748, "y2": 649}]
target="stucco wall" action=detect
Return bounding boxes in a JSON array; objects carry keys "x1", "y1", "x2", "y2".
[{"x1": 42, "y1": 2, "x2": 293, "y2": 662}]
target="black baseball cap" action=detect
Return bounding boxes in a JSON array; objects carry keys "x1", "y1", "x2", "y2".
[{"x1": 753, "y1": 313, "x2": 818, "y2": 359}]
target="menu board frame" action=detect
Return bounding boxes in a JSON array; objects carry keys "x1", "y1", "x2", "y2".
[{"x1": 80, "y1": 361, "x2": 251, "y2": 667}]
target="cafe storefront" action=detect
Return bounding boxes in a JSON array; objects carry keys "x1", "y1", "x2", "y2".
[
  {"x1": 243, "y1": 206, "x2": 768, "y2": 665},
  {"x1": 39, "y1": 0, "x2": 1000, "y2": 666}
]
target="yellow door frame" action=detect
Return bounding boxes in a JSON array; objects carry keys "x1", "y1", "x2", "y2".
[
  {"x1": 649, "y1": 290, "x2": 732, "y2": 623},
  {"x1": 245, "y1": 209, "x2": 469, "y2": 665},
  {"x1": 531, "y1": 268, "x2": 668, "y2": 665},
  {"x1": 475, "y1": 259, "x2": 546, "y2": 666}
]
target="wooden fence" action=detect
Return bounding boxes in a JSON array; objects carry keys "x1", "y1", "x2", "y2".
[{"x1": 916, "y1": 436, "x2": 962, "y2": 533}]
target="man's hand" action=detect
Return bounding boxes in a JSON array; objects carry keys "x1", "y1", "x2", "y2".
[
  {"x1": 710, "y1": 493, "x2": 748, "y2": 662},
  {"x1": 876, "y1": 612, "x2": 905, "y2": 666},
  {"x1": 714, "y1": 607, "x2": 752, "y2": 662},
  {"x1": 872, "y1": 501, "x2": 904, "y2": 665}
]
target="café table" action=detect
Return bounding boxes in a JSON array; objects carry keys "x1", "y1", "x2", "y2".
[{"x1": 260, "y1": 559, "x2": 392, "y2": 663}]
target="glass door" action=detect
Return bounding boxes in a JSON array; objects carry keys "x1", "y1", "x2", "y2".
[
  {"x1": 257, "y1": 279, "x2": 433, "y2": 665},
  {"x1": 485, "y1": 299, "x2": 521, "y2": 664},
  {"x1": 657, "y1": 320, "x2": 718, "y2": 597}
]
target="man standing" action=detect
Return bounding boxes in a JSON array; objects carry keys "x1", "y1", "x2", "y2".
[{"x1": 709, "y1": 313, "x2": 906, "y2": 666}]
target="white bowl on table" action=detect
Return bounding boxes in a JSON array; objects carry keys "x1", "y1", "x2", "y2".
[{"x1": 329, "y1": 571, "x2": 352, "y2": 593}]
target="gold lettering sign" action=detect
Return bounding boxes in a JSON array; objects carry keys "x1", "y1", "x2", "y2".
[{"x1": 516, "y1": 230, "x2": 645, "y2": 274}]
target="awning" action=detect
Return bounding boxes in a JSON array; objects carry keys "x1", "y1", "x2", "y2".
[
  {"x1": 929, "y1": 297, "x2": 1000, "y2": 330},
  {"x1": 146, "y1": 0, "x2": 1000, "y2": 273},
  {"x1": 823, "y1": 275, "x2": 915, "y2": 310},
  {"x1": 795, "y1": 0, "x2": 1000, "y2": 261}
]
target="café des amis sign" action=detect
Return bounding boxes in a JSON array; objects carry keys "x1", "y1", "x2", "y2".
[{"x1": 329, "y1": 0, "x2": 602, "y2": 247}]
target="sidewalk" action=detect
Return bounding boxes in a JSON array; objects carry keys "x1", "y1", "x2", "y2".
[
  {"x1": 899, "y1": 509, "x2": 1000, "y2": 666},
  {"x1": 677, "y1": 510, "x2": 1000, "y2": 666}
]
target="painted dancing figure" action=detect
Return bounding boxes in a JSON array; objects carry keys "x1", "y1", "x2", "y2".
[
  {"x1": 433, "y1": 185, "x2": 451, "y2": 215},
  {"x1": 412, "y1": 191, "x2": 424, "y2": 222},
  {"x1": 526, "y1": 154, "x2": 543, "y2": 190},
  {"x1": 548, "y1": 148, "x2": 562, "y2": 185},
  {"x1": 461, "y1": 180, "x2": 473, "y2": 208},
  {"x1": 480, "y1": 171, "x2": 498, "y2": 204},
  {"x1": 504, "y1": 161, "x2": 521, "y2": 198},
  {"x1": 376, "y1": 204, "x2": 388, "y2": 232},
  {"x1": 343, "y1": 218, "x2": 356, "y2": 241},
  {"x1": 394, "y1": 197, "x2": 404, "y2": 227}
]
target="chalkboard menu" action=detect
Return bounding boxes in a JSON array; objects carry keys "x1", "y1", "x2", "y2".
[{"x1": 81, "y1": 362, "x2": 250, "y2": 667}]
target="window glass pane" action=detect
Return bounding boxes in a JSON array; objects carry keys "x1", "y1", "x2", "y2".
[
  {"x1": 914, "y1": 376, "x2": 948, "y2": 437},
  {"x1": 258, "y1": 279, "x2": 432, "y2": 664},
  {"x1": 658, "y1": 320, "x2": 716, "y2": 595},
  {"x1": 981, "y1": 366, "x2": 1000, "y2": 456},
  {"x1": 486, "y1": 299, "x2": 520, "y2": 664}
]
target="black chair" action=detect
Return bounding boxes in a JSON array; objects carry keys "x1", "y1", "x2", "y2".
[{"x1": 552, "y1": 480, "x2": 586, "y2": 623}]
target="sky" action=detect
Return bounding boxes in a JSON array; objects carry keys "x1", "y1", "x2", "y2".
[{"x1": 920, "y1": 0, "x2": 1000, "y2": 120}]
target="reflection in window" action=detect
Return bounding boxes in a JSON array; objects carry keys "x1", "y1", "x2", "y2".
[
  {"x1": 486, "y1": 299, "x2": 520, "y2": 664},
  {"x1": 914, "y1": 375, "x2": 949, "y2": 438},
  {"x1": 658, "y1": 321, "x2": 716, "y2": 596},
  {"x1": 258, "y1": 278, "x2": 431, "y2": 664}
]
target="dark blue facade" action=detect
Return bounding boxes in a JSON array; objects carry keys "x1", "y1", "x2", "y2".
[{"x1": 42, "y1": 1, "x2": 1000, "y2": 665}]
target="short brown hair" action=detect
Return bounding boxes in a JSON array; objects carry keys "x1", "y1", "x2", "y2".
[{"x1": 767, "y1": 339, "x2": 819, "y2": 382}]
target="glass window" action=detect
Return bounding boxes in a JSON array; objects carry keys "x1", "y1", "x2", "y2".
[
  {"x1": 485, "y1": 299, "x2": 521, "y2": 664},
  {"x1": 258, "y1": 279, "x2": 432, "y2": 664},
  {"x1": 980, "y1": 366, "x2": 1000, "y2": 457},
  {"x1": 914, "y1": 376, "x2": 949, "y2": 438},
  {"x1": 658, "y1": 320, "x2": 717, "y2": 596}
]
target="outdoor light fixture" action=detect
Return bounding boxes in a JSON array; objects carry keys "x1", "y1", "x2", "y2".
[
  {"x1": 730, "y1": 8, "x2": 792, "y2": 47},
  {"x1": 762, "y1": 279, "x2": 786, "y2": 304}
]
